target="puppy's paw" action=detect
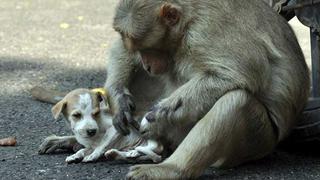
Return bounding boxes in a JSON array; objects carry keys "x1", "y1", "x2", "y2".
[
  {"x1": 127, "y1": 150, "x2": 140, "y2": 158},
  {"x1": 65, "y1": 154, "x2": 83, "y2": 164},
  {"x1": 82, "y1": 152, "x2": 101, "y2": 163}
]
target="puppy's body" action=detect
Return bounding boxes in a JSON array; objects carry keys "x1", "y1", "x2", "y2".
[{"x1": 46, "y1": 88, "x2": 163, "y2": 163}]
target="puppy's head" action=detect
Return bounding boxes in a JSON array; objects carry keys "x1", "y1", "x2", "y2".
[{"x1": 51, "y1": 88, "x2": 112, "y2": 139}]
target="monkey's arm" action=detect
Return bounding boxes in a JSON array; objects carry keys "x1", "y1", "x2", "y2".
[
  {"x1": 143, "y1": 73, "x2": 247, "y2": 138},
  {"x1": 105, "y1": 38, "x2": 141, "y2": 135}
]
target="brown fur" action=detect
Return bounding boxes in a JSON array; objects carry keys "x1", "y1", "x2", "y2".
[{"x1": 105, "y1": 0, "x2": 310, "y2": 179}]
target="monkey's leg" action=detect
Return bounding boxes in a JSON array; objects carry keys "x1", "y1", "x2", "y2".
[
  {"x1": 38, "y1": 135, "x2": 80, "y2": 154},
  {"x1": 31, "y1": 86, "x2": 66, "y2": 104},
  {"x1": 127, "y1": 90, "x2": 277, "y2": 179}
]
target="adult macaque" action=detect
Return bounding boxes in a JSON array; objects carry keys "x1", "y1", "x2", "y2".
[{"x1": 104, "y1": 0, "x2": 310, "y2": 179}]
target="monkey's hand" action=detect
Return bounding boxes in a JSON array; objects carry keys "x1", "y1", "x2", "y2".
[
  {"x1": 113, "y1": 92, "x2": 140, "y2": 135},
  {"x1": 140, "y1": 74, "x2": 240, "y2": 139},
  {"x1": 140, "y1": 98, "x2": 183, "y2": 139}
]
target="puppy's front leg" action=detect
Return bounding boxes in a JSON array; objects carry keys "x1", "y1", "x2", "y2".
[
  {"x1": 65, "y1": 148, "x2": 92, "y2": 164},
  {"x1": 134, "y1": 140, "x2": 163, "y2": 163},
  {"x1": 82, "y1": 128, "x2": 122, "y2": 163},
  {"x1": 105, "y1": 149, "x2": 141, "y2": 161}
]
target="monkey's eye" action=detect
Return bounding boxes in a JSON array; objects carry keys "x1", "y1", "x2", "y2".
[{"x1": 72, "y1": 113, "x2": 82, "y2": 119}]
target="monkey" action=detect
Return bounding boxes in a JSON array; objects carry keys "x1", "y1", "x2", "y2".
[{"x1": 103, "y1": 0, "x2": 310, "y2": 179}]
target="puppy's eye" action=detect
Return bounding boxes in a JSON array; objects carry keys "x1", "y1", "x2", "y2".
[{"x1": 72, "y1": 113, "x2": 82, "y2": 119}]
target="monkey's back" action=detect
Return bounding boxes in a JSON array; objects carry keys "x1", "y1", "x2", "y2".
[{"x1": 181, "y1": 0, "x2": 310, "y2": 141}]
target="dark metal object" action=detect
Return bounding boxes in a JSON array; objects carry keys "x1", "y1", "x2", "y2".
[
  {"x1": 279, "y1": 0, "x2": 320, "y2": 142},
  {"x1": 294, "y1": 0, "x2": 320, "y2": 29},
  {"x1": 292, "y1": 29, "x2": 320, "y2": 143},
  {"x1": 282, "y1": 0, "x2": 320, "y2": 11},
  {"x1": 310, "y1": 30, "x2": 320, "y2": 97}
]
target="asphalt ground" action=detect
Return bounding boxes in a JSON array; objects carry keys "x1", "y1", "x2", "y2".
[{"x1": 0, "y1": 0, "x2": 319, "y2": 179}]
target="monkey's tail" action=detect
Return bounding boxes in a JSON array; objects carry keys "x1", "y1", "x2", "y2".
[{"x1": 30, "y1": 86, "x2": 67, "y2": 104}]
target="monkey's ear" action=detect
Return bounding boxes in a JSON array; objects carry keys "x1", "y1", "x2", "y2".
[
  {"x1": 51, "y1": 100, "x2": 67, "y2": 120},
  {"x1": 159, "y1": 3, "x2": 181, "y2": 26}
]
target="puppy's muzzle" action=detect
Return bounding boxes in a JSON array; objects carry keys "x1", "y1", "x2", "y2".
[{"x1": 86, "y1": 129, "x2": 97, "y2": 137}]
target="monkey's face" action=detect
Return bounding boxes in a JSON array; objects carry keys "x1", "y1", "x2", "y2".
[{"x1": 113, "y1": 0, "x2": 181, "y2": 75}]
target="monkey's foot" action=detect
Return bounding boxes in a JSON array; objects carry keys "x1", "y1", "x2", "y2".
[{"x1": 126, "y1": 164, "x2": 183, "y2": 180}]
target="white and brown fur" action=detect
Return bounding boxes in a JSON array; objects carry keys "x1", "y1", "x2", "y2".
[{"x1": 41, "y1": 88, "x2": 163, "y2": 163}]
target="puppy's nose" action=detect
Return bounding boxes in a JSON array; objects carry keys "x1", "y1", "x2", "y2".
[{"x1": 86, "y1": 129, "x2": 97, "y2": 137}]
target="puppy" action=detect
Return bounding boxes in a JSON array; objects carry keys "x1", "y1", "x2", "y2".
[{"x1": 50, "y1": 88, "x2": 163, "y2": 163}]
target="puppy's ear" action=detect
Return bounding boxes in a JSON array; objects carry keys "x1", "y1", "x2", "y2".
[
  {"x1": 91, "y1": 88, "x2": 114, "y2": 113},
  {"x1": 96, "y1": 91, "x2": 105, "y2": 103},
  {"x1": 95, "y1": 91, "x2": 110, "y2": 111},
  {"x1": 51, "y1": 100, "x2": 67, "y2": 120},
  {"x1": 159, "y1": 3, "x2": 182, "y2": 26}
]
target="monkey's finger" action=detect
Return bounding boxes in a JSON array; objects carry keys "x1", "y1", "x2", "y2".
[
  {"x1": 38, "y1": 147, "x2": 49, "y2": 154},
  {"x1": 130, "y1": 119, "x2": 140, "y2": 131},
  {"x1": 157, "y1": 106, "x2": 170, "y2": 120},
  {"x1": 149, "y1": 103, "x2": 160, "y2": 111},
  {"x1": 174, "y1": 98, "x2": 183, "y2": 111},
  {"x1": 115, "y1": 123, "x2": 130, "y2": 136},
  {"x1": 113, "y1": 116, "x2": 130, "y2": 135},
  {"x1": 117, "y1": 119, "x2": 130, "y2": 135},
  {"x1": 113, "y1": 112, "x2": 130, "y2": 135},
  {"x1": 124, "y1": 111, "x2": 139, "y2": 130},
  {"x1": 140, "y1": 131, "x2": 153, "y2": 140},
  {"x1": 119, "y1": 94, "x2": 135, "y2": 112},
  {"x1": 124, "y1": 111, "x2": 133, "y2": 122},
  {"x1": 127, "y1": 99, "x2": 136, "y2": 112},
  {"x1": 45, "y1": 144, "x2": 61, "y2": 154},
  {"x1": 38, "y1": 141, "x2": 53, "y2": 154},
  {"x1": 145, "y1": 111, "x2": 156, "y2": 122}
]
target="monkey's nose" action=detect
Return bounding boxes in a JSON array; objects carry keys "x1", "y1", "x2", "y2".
[{"x1": 86, "y1": 129, "x2": 97, "y2": 137}]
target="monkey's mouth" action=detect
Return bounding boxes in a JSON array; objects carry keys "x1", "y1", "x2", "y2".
[{"x1": 140, "y1": 50, "x2": 169, "y2": 75}]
